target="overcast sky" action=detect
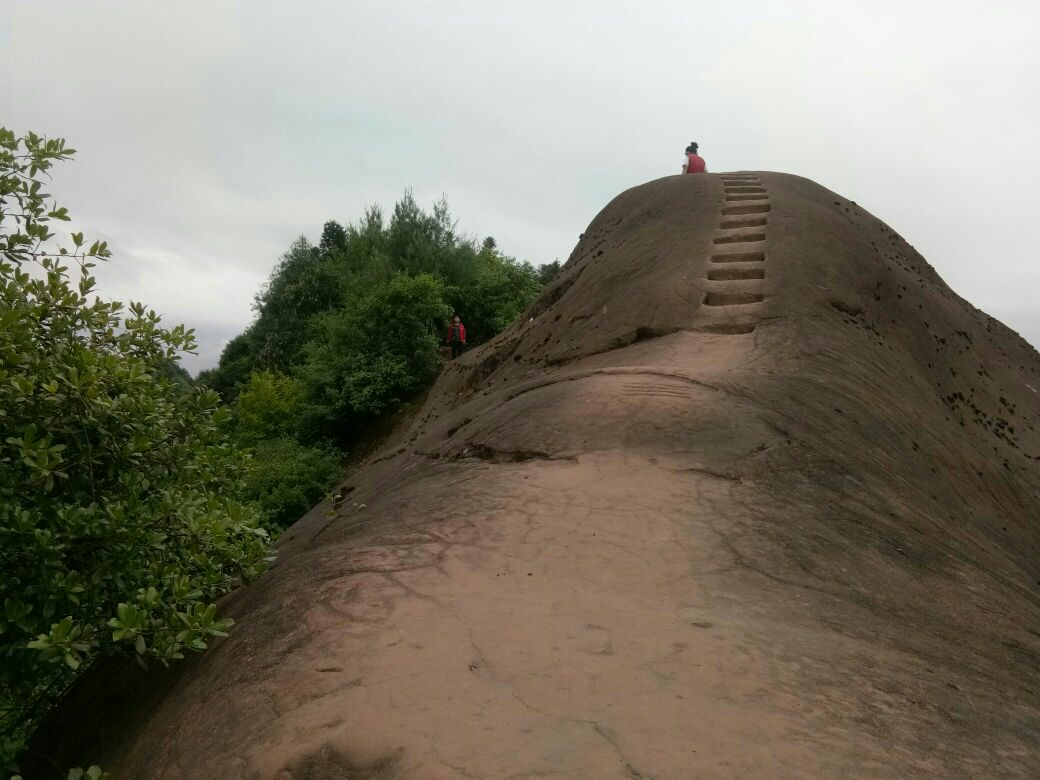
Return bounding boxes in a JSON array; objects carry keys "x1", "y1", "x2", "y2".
[{"x1": 3, "y1": 1, "x2": 1039, "y2": 373}]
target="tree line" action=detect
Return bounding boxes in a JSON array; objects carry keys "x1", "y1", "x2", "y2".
[{"x1": 200, "y1": 193, "x2": 559, "y2": 529}]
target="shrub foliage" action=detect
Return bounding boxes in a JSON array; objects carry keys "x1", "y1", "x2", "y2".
[{"x1": 0, "y1": 129, "x2": 270, "y2": 762}]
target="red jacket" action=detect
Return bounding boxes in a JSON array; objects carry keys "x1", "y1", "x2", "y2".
[
  {"x1": 447, "y1": 322, "x2": 467, "y2": 343},
  {"x1": 686, "y1": 153, "x2": 706, "y2": 173}
]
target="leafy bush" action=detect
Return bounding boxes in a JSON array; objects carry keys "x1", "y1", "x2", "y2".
[
  {"x1": 450, "y1": 244, "x2": 541, "y2": 342},
  {"x1": 196, "y1": 331, "x2": 255, "y2": 400},
  {"x1": 537, "y1": 260, "x2": 562, "y2": 286},
  {"x1": 301, "y1": 273, "x2": 452, "y2": 422},
  {"x1": 233, "y1": 372, "x2": 340, "y2": 529},
  {"x1": 234, "y1": 370, "x2": 306, "y2": 445},
  {"x1": 242, "y1": 438, "x2": 341, "y2": 530},
  {"x1": 0, "y1": 129, "x2": 270, "y2": 763}
]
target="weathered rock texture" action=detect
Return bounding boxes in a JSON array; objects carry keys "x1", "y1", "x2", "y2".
[{"x1": 43, "y1": 173, "x2": 1040, "y2": 778}]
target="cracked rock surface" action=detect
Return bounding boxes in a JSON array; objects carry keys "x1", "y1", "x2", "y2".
[{"x1": 41, "y1": 173, "x2": 1040, "y2": 778}]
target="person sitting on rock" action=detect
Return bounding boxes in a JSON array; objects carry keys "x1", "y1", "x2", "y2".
[
  {"x1": 447, "y1": 314, "x2": 467, "y2": 359},
  {"x1": 682, "y1": 142, "x2": 706, "y2": 174}
]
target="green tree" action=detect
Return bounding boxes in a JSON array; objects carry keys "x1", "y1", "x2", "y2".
[
  {"x1": 199, "y1": 238, "x2": 344, "y2": 400},
  {"x1": 242, "y1": 438, "x2": 340, "y2": 530},
  {"x1": 234, "y1": 370, "x2": 306, "y2": 445},
  {"x1": 232, "y1": 372, "x2": 340, "y2": 529},
  {"x1": 0, "y1": 129, "x2": 270, "y2": 763},
  {"x1": 451, "y1": 245, "x2": 541, "y2": 343},
  {"x1": 301, "y1": 273, "x2": 452, "y2": 425},
  {"x1": 385, "y1": 191, "x2": 480, "y2": 287},
  {"x1": 318, "y1": 220, "x2": 348, "y2": 259},
  {"x1": 196, "y1": 331, "x2": 255, "y2": 399},
  {"x1": 250, "y1": 237, "x2": 343, "y2": 368},
  {"x1": 537, "y1": 260, "x2": 562, "y2": 286}
]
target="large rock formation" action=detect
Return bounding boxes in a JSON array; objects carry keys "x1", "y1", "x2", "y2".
[{"x1": 45, "y1": 173, "x2": 1040, "y2": 777}]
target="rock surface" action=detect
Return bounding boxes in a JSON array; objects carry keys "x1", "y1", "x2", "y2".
[{"x1": 44, "y1": 173, "x2": 1040, "y2": 777}]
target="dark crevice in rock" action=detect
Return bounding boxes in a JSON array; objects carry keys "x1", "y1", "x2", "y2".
[
  {"x1": 695, "y1": 323, "x2": 757, "y2": 334},
  {"x1": 452, "y1": 443, "x2": 576, "y2": 463},
  {"x1": 445, "y1": 418, "x2": 473, "y2": 438},
  {"x1": 545, "y1": 325, "x2": 690, "y2": 367},
  {"x1": 831, "y1": 300, "x2": 863, "y2": 317}
]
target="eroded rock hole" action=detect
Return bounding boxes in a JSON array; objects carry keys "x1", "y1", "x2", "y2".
[
  {"x1": 696, "y1": 323, "x2": 757, "y2": 334},
  {"x1": 713, "y1": 233, "x2": 766, "y2": 244},
  {"x1": 720, "y1": 217, "x2": 768, "y2": 229},
  {"x1": 707, "y1": 267, "x2": 766, "y2": 281},
  {"x1": 704, "y1": 291, "x2": 765, "y2": 306},
  {"x1": 831, "y1": 301, "x2": 862, "y2": 317},
  {"x1": 721, "y1": 204, "x2": 771, "y2": 215},
  {"x1": 709, "y1": 251, "x2": 766, "y2": 264}
]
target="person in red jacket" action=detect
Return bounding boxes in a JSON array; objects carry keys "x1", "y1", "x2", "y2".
[
  {"x1": 682, "y1": 141, "x2": 706, "y2": 174},
  {"x1": 447, "y1": 314, "x2": 467, "y2": 359}
]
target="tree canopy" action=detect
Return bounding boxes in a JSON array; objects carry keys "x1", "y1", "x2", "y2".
[
  {"x1": 0, "y1": 129, "x2": 270, "y2": 770},
  {"x1": 199, "y1": 192, "x2": 543, "y2": 407}
]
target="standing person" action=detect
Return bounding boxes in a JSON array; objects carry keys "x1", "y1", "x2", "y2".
[
  {"x1": 682, "y1": 142, "x2": 707, "y2": 174},
  {"x1": 447, "y1": 314, "x2": 467, "y2": 359}
]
